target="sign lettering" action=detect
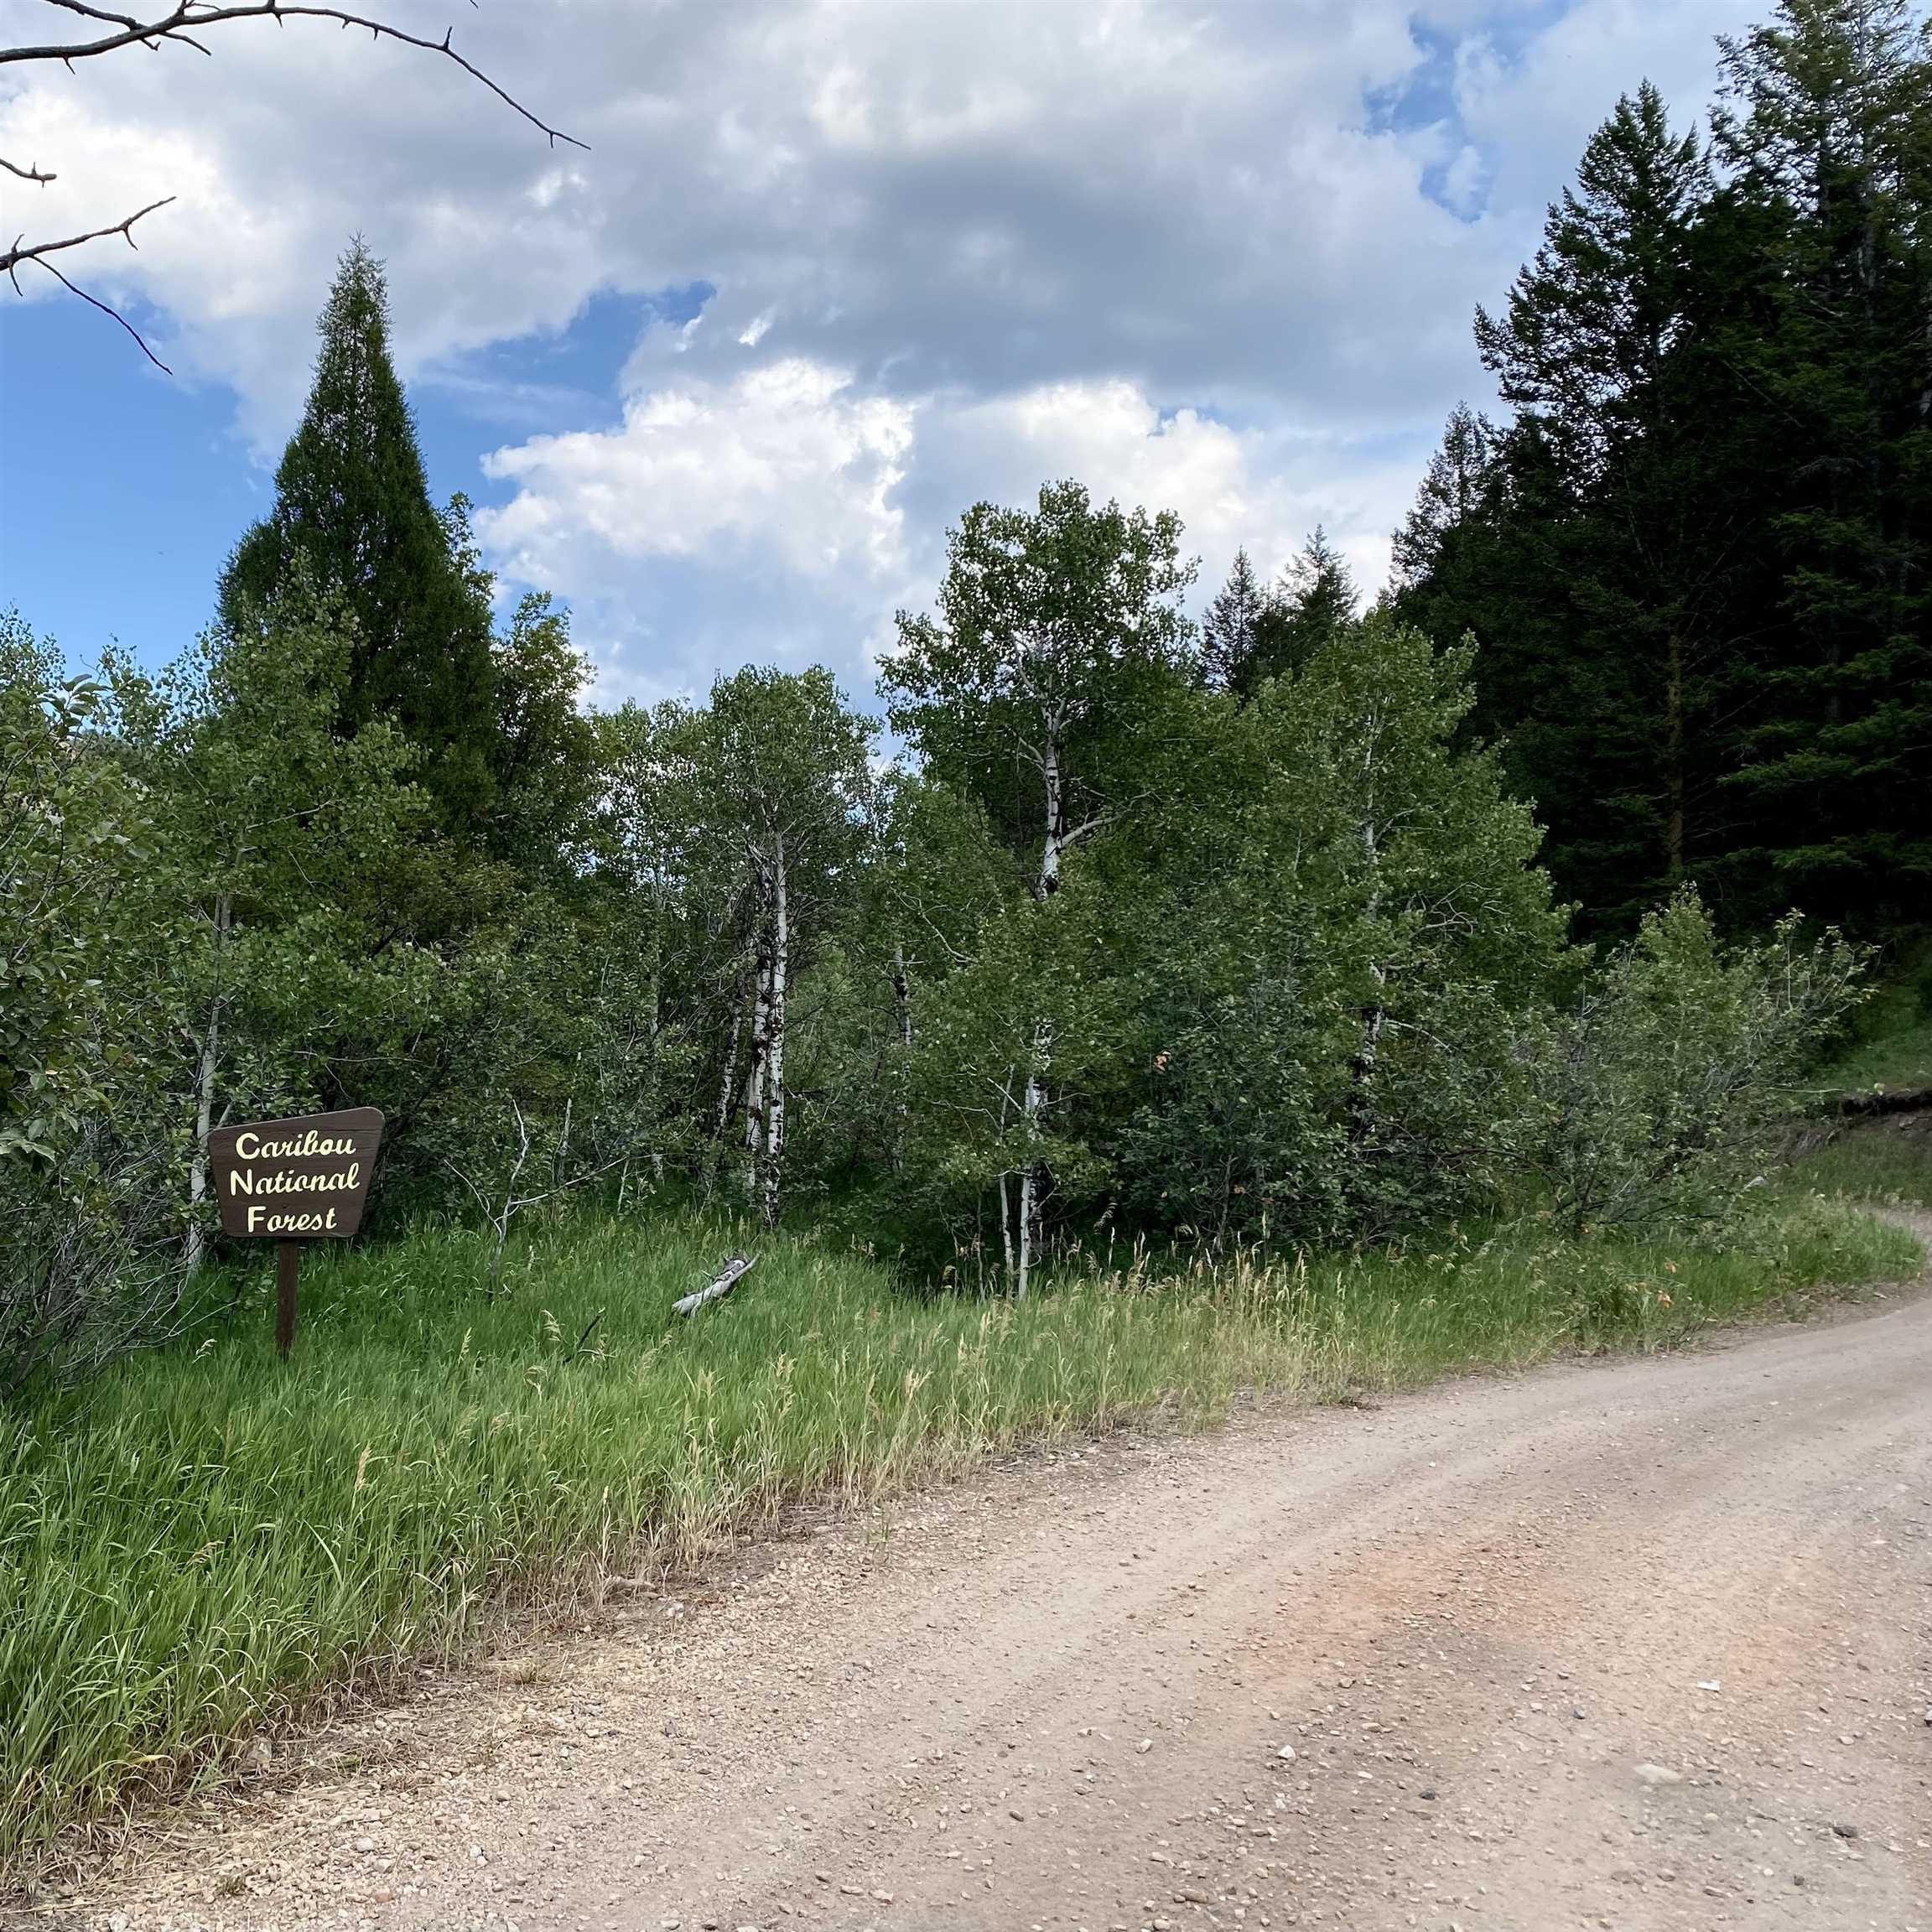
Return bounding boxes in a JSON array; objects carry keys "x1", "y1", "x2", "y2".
[{"x1": 208, "y1": 1107, "x2": 383, "y2": 1241}]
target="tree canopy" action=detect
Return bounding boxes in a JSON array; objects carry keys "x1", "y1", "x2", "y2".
[{"x1": 220, "y1": 242, "x2": 500, "y2": 841}]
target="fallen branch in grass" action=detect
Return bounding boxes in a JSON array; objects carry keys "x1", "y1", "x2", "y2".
[
  {"x1": 673, "y1": 1253, "x2": 756, "y2": 1317},
  {"x1": 1836, "y1": 1084, "x2": 1932, "y2": 1119}
]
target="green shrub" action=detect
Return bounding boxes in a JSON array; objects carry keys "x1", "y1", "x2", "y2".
[{"x1": 1530, "y1": 890, "x2": 1865, "y2": 1234}]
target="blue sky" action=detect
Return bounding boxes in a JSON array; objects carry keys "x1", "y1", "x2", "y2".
[
  {"x1": 0, "y1": 0, "x2": 1760, "y2": 703},
  {"x1": 0, "y1": 283, "x2": 667, "y2": 662}
]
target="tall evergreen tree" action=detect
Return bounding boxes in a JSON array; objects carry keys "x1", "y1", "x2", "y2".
[
  {"x1": 1476, "y1": 82, "x2": 1711, "y2": 471},
  {"x1": 1400, "y1": 418, "x2": 1680, "y2": 930},
  {"x1": 1480, "y1": 82, "x2": 1718, "y2": 887},
  {"x1": 219, "y1": 241, "x2": 498, "y2": 838},
  {"x1": 1400, "y1": 84, "x2": 1761, "y2": 932},
  {"x1": 1270, "y1": 527, "x2": 1359, "y2": 676},
  {"x1": 1703, "y1": 0, "x2": 1932, "y2": 927},
  {"x1": 1221, "y1": 527, "x2": 1359, "y2": 699},
  {"x1": 1200, "y1": 548, "x2": 1275, "y2": 693},
  {"x1": 1390, "y1": 404, "x2": 1494, "y2": 590},
  {"x1": 1400, "y1": 14, "x2": 1932, "y2": 941}
]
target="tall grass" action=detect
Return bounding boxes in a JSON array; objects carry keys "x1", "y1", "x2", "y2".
[
  {"x1": 0, "y1": 1196, "x2": 1917, "y2": 1872},
  {"x1": 1818, "y1": 1016, "x2": 1932, "y2": 1098},
  {"x1": 1784, "y1": 1116, "x2": 1932, "y2": 1208},
  {"x1": 1816, "y1": 944, "x2": 1932, "y2": 1097},
  {"x1": 1113, "y1": 1193, "x2": 1919, "y2": 1395}
]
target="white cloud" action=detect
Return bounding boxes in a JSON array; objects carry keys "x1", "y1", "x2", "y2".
[
  {"x1": 480, "y1": 358, "x2": 914, "y2": 583},
  {"x1": 1449, "y1": 0, "x2": 1761, "y2": 213},
  {"x1": 0, "y1": 0, "x2": 1760, "y2": 695},
  {"x1": 472, "y1": 356, "x2": 916, "y2": 703},
  {"x1": 916, "y1": 379, "x2": 1414, "y2": 599},
  {"x1": 476, "y1": 356, "x2": 1425, "y2": 704}
]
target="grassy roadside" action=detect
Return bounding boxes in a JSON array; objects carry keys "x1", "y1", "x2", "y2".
[
  {"x1": 1784, "y1": 1114, "x2": 1932, "y2": 1206},
  {"x1": 1, "y1": 1196, "x2": 1919, "y2": 1873},
  {"x1": 1784, "y1": 972, "x2": 1932, "y2": 1206}
]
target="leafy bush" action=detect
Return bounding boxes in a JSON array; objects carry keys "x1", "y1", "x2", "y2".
[
  {"x1": 1107, "y1": 615, "x2": 1572, "y2": 1249},
  {"x1": 0, "y1": 617, "x2": 189, "y2": 1399},
  {"x1": 1530, "y1": 889, "x2": 1865, "y2": 1233}
]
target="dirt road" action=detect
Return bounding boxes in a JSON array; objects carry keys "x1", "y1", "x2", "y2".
[{"x1": 66, "y1": 1259, "x2": 1932, "y2": 1932}]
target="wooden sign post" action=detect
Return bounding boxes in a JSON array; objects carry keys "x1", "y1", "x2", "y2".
[{"x1": 207, "y1": 1107, "x2": 384, "y2": 1359}]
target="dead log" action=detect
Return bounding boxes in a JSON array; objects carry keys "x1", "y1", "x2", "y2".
[
  {"x1": 1836, "y1": 1085, "x2": 1932, "y2": 1119},
  {"x1": 673, "y1": 1253, "x2": 757, "y2": 1317}
]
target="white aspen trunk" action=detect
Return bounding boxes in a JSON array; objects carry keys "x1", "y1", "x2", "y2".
[
  {"x1": 1000, "y1": 1172, "x2": 1017, "y2": 1280},
  {"x1": 714, "y1": 969, "x2": 746, "y2": 1141},
  {"x1": 1016, "y1": 1014, "x2": 1051, "y2": 1300},
  {"x1": 996, "y1": 1065, "x2": 1017, "y2": 1282},
  {"x1": 182, "y1": 892, "x2": 231, "y2": 1280},
  {"x1": 743, "y1": 1036, "x2": 766, "y2": 1153},
  {"x1": 743, "y1": 937, "x2": 773, "y2": 1204},
  {"x1": 701, "y1": 969, "x2": 746, "y2": 1209},
  {"x1": 761, "y1": 846, "x2": 789, "y2": 1228},
  {"x1": 891, "y1": 941, "x2": 913, "y2": 1051},
  {"x1": 1008, "y1": 727, "x2": 1068, "y2": 1296},
  {"x1": 1010, "y1": 727, "x2": 1070, "y2": 1294},
  {"x1": 1015, "y1": 1155, "x2": 1035, "y2": 1302},
  {"x1": 1036, "y1": 732, "x2": 1065, "y2": 901}
]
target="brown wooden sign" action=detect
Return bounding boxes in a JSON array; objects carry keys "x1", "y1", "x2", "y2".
[
  {"x1": 207, "y1": 1107, "x2": 384, "y2": 1361},
  {"x1": 209, "y1": 1107, "x2": 384, "y2": 1240}
]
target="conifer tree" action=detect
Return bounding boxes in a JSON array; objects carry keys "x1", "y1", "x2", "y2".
[
  {"x1": 1704, "y1": 0, "x2": 1932, "y2": 927},
  {"x1": 1476, "y1": 82, "x2": 1711, "y2": 471},
  {"x1": 1402, "y1": 85, "x2": 1743, "y2": 930},
  {"x1": 219, "y1": 240, "x2": 497, "y2": 838},
  {"x1": 1399, "y1": 14, "x2": 1932, "y2": 939},
  {"x1": 1478, "y1": 83, "x2": 1719, "y2": 895},
  {"x1": 1213, "y1": 529, "x2": 1361, "y2": 700},
  {"x1": 1271, "y1": 527, "x2": 1359, "y2": 676},
  {"x1": 1216, "y1": 527, "x2": 1358, "y2": 701},
  {"x1": 1390, "y1": 405, "x2": 1494, "y2": 590},
  {"x1": 1200, "y1": 548, "x2": 1276, "y2": 693}
]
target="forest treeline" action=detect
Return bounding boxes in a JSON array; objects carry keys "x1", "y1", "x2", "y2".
[{"x1": 3, "y1": 0, "x2": 1917, "y2": 1394}]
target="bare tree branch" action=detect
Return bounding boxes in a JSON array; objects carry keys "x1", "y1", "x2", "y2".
[
  {"x1": 4, "y1": 197, "x2": 176, "y2": 367},
  {"x1": 3, "y1": 3, "x2": 586, "y2": 152},
  {"x1": 3, "y1": 2, "x2": 583, "y2": 361},
  {"x1": 3, "y1": 195, "x2": 174, "y2": 278},
  {"x1": 18, "y1": 247, "x2": 174, "y2": 367}
]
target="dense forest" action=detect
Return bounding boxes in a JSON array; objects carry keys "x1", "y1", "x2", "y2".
[
  {"x1": 1389, "y1": 1, "x2": 1931, "y2": 937},
  {"x1": 3, "y1": 0, "x2": 1923, "y2": 1395}
]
